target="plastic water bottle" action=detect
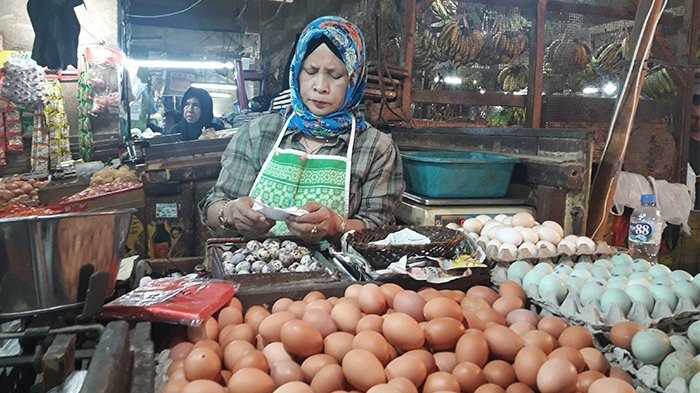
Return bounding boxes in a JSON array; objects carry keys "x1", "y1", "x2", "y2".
[{"x1": 628, "y1": 194, "x2": 665, "y2": 261}]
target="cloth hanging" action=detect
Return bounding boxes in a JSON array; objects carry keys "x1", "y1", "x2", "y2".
[{"x1": 27, "y1": 0, "x2": 84, "y2": 70}]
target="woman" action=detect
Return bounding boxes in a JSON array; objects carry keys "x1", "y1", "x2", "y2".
[
  {"x1": 200, "y1": 16, "x2": 404, "y2": 242},
  {"x1": 169, "y1": 87, "x2": 224, "y2": 140}
]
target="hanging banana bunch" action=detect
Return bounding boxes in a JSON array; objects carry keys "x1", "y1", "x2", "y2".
[
  {"x1": 642, "y1": 66, "x2": 677, "y2": 100},
  {"x1": 595, "y1": 41, "x2": 626, "y2": 73},
  {"x1": 431, "y1": 0, "x2": 457, "y2": 21},
  {"x1": 415, "y1": 28, "x2": 437, "y2": 69},
  {"x1": 493, "y1": 31, "x2": 528, "y2": 63},
  {"x1": 546, "y1": 38, "x2": 591, "y2": 72},
  {"x1": 498, "y1": 65, "x2": 528, "y2": 92},
  {"x1": 437, "y1": 21, "x2": 486, "y2": 65}
]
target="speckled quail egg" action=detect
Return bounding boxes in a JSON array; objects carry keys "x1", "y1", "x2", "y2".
[
  {"x1": 238, "y1": 270, "x2": 251, "y2": 274},
  {"x1": 245, "y1": 254, "x2": 257, "y2": 264},
  {"x1": 246, "y1": 240, "x2": 263, "y2": 251},
  {"x1": 292, "y1": 248, "x2": 306, "y2": 260},
  {"x1": 300, "y1": 255, "x2": 314, "y2": 266},
  {"x1": 278, "y1": 250, "x2": 295, "y2": 266},
  {"x1": 236, "y1": 261, "x2": 251, "y2": 273},
  {"x1": 281, "y1": 240, "x2": 297, "y2": 250},
  {"x1": 222, "y1": 251, "x2": 234, "y2": 261},
  {"x1": 224, "y1": 264, "x2": 236, "y2": 275},
  {"x1": 261, "y1": 265, "x2": 273, "y2": 274},
  {"x1": 269, "y1": 260, "x2": 283, "y2": 272},
  {"x1": 251, "y1": 261, "x2": 266, "y2": 273},
  {"x1": 255, "y1": 248, "x2": 271, "y2": 261},
  {"x1": 231, "y1": 253, "x2": 246, "y2": 264},
  {"x1": 263, "y1": 238, "x2": 280, "y2": 248}
]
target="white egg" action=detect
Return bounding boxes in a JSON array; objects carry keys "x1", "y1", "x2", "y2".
[
  {"x1": 507, "y1": 260, "x2": 532, "y2": 284},
  {"x1": 671, "y1": 270, "x2": 693, "y2": 283},
  {"x1": 576, "y1": 236, "x2": 596, "y2": 254},
  {"x1": 557, "y1": 239, "x2": 577, "y2": 256},
  {"x1": 511, "y1": 212, "x2": 536, "y2": 228},
  {"x1": 497, "y1": 243, "x2": 518, "y2": 262},
  {"x1": 535, "y1": 240, "x2": 557, "y2": 258},
  {"x1": 517, "y1": 227, "x2": 539, "y2": 243},
  {"x1": 482, "y1": 222, "x2": 506, "y2": 240},
  {"x1": 475, "y1": 215, "x2": 492, "y2": 225},
  {"x1": 536, "y1": 226, "x2": 562, "y2": 245},
  {"x1": 461, "y1": 218, "x2": 484, "y2": 234},
  {"x1": 494, "y1": 227, "x2": 523, "y2": 246},
  {"x1": 446, "y1": 222, "x2": 461, "y2": 231},
  {"x1": 541, "y1": 221, "x2": 564, "y2": 237},
  {"x1": 517, "y1": 242, "x2": 538, "y2": 260},
  {"x1": 494, "y1": 214, "x2": 510, "y2": 223},
  {"x1": 502, "y1": 217, "x2": 513, "y2": 226},
  {"x1": 563, "y1": 234, "x2": 579, "y2": 243}
]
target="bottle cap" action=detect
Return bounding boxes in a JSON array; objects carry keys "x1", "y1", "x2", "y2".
[{"x1": 641, "y1": 194, "x2": 656, "y2": 206}]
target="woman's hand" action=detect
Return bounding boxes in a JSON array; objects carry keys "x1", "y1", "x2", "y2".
[
  {"x1": 222, "y1": 197, "x2": 275, "y2": 237},
  {"x1": 286, "y1": 202, "x2": 343, "y2": 243}
]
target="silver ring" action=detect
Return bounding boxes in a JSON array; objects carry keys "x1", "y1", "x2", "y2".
[{"x1": 311, "y1": 226, "x2": 318, "y2": 234}]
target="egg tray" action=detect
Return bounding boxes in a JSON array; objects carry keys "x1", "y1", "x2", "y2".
[
  {"x1": 206, "y1": 237, "x2": 355, "y2": 284},
  {"x1": 346, "y1": 226, "x2": 469, "y2": 270}
]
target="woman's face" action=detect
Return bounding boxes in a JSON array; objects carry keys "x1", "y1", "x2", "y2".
[
  {"x1": 183, "y1": 97, "x2": 201, "y2": 124},
  {"x1": 299, "y1": 43, "x2": 349, "y2": 116}
]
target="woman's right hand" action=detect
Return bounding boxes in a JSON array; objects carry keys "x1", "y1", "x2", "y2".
[{"x1": 222, "y1": 197, "x2": 275, "y2": 237}]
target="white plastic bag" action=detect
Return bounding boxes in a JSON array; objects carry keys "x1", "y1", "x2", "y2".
[{"x1": 613, "y1": 172, "x2": 653, "y2": 215}]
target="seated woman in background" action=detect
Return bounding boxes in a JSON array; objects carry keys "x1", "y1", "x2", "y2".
[
  {"x1": 169, "y1": 87, "x2": 224, "y2": 140},
  {"x1": 200, "y1": 16, "x2": 404, "y2": 243}
]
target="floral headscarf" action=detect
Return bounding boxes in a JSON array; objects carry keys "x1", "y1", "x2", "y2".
[{"x1": 288, "y1": 16, "x2": 368, "y2": 138}]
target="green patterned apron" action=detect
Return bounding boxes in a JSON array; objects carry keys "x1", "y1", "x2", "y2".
[{"x1": 249, "y1": 114, "x2": 356, "y2": 235}]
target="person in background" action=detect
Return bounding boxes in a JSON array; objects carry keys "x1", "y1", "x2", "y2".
[
  {"x1": 691, "y1": 95, "x2": 700, "y2": 208},
  {"x1": 200, "y1": 16, "x2": 404, "y2": 242},
  {"x1": 169, "y1": 87, "x2": 224, "y2": 140}
]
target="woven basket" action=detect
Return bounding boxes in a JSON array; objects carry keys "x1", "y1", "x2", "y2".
[{"x1": 346, "y1": 226, "x2": 468, "y2": 269}]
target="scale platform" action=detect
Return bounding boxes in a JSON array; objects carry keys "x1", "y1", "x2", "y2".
[{"x1": 397, "y1": 192, "x2": 534, "y2": 226}]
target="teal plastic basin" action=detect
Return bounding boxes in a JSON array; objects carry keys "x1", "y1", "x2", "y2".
[{"x1": 401, "y1": 151, "x2": 519, "y2": 198}]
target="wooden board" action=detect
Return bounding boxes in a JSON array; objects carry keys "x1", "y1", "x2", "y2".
[{"x1": 526, "y1": 0, "x2": 547, "y2": 128}]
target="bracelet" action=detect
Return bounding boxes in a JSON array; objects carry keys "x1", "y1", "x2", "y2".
[
  {"x1": 335, "y1": 212, "x2": 347, "y2": 235},
  {"x1": 217, "y1": 200, "x2": 235, "y2": 229}
]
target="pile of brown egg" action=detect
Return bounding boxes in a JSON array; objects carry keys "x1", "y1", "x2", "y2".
[{"x1": 162, "y1": 281, "x2": 638, "y2": 393}]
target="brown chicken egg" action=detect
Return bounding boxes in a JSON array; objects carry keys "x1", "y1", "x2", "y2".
[
  {"x1": 392, "y1": 290, "x2": 427, "y2": 321},
  {"x1": 382, "y1": 312, "x2": 425, "y2": 350},
  {"x1": 522, "y1": 330, "x2": 557, "y2": 354},
  {"x1": 341, "y1": 349, "x2": 387, "y2": 391},
  {"x1": 434, "y1": 352, "x2": 458, "y2": 372},
  {"x1": 167, "y1": 360, "x2": 184, "y2": 376},
  {"x1": 424, "y1": 297, "x2": 463, "y2": 321},
  {"x1": 184, "y1": 347, "x2": 222, "y2": 381},
  {"x1": 229, "y1": 297, "x2": 243, "y2": 310},
  {"x1": 505, "y1": 383, "x2": 534, "y2": 393},
  {"x1": 419, "y1": 288, "x2": 441, "y2": 301},
  {"x1": 609, "y1": 322, "x2": 643, "y2": 350},
  {"x1": 467, "y1": 286, "x2": 500, "y2": 305},
  {"x1": 425, "y1": 317, "x2": 465, "y2": 351},
  {"x1": 499, "y1": 281, "x2": 527, "y2": 300},
  {"x1": 484, "y1": 325, "x2": 525, "y2": 362},
  {"x1": 536, "y1": 358, "x2": 577, "y2": 393},
  {"x1": 281, "y1": 320, "x2": 323, "y2": 358},
  {"x1": 311, "y1": 364, "x2": 348, "y2": 393},
  {"x1": 387, "y1": 377, "x2": 419, "y2": 393},
  {"x1": 509, "y1": 322, "x2": 535, "y2": 336},
  {"x1": 181, "y1": 380, "x2": 226, "y2": 393},
  {"x1": 352, "y1": 331, "x2": 392, "y2": 365},
  {"x1": 537, "y1": 316, "x2": 568, "y2": 339},
  {"x1": 404, "y1": 348, "x2": 438, "y2": 373},
  {"x1": 303, "y1": 291, "x2": 326, "y2": 303},
  {"x1": 465, "y1": 305, "x2": 507, "y2": 330},
  {"x1": 331, "y1": 302, "x2": 363, "y2": 334},
  {"x1": 442, "y1": 290, "x2": 466, "y2": 303},
  {"x1": 169, "y1": 366, "x2": 188, "y2": 382},
  {"x1": 580, "y1": 348, "x2": 609, "y2": 374},
  {"x1": 271, "y1": 359, "x2": 305, "y2": 386},
  {"x1": 548, "y1": 347, "x2": 586, "y2": 372},
  {"x1": 483, "y1": 360, "x2": 516, "y2": 388},
  {"x1": 455, "y1": 331, "x2": 490, "y2": 367},
  {"x1": 359, "y1": 284, "x2": 388, "y2": 315},
  {"x1": 608, "y1": 367, "x2": 634, "y2": 385},
  {"x1": 423, "y1": 371, "x2": 461, "y2": 393},
  {"x1": 218, "y1": 307, "x2": 244, "y2": 328},
  {"x1": 259, "y1": 312, "x2": 297, "y2": 343},
  {"x1": 193, "y1": 339, "x2": 222, "y2": 359},
  {"x1": 577, "y1": 370, "x2": 605, "y2": 393},
  {"x1": 303, "y1": 309, "x2": 338, "y2": 338},
  {"x1": 345, "y1": 284, "x2": 363, "y2": 298},
  {"x1": 162, "y1": 380, "x2": 188, "y2": 393},
  {"x1": 223, "y1": 340, "x2": 256, "y2": 370},
  {"x1": 453, "y1": 362, "x2": 487, "y2": 393},
  {"x1": 356, "y1": 315, "x2": 384, "y2": 333},
  {"x1": 307, "y1": 300, "x2": 334, "y2": 314},
  {"x1": 588, "y1": 377, "x2": 635, "y2": 393},
  {"x1": 366, "y1": 384, "x2": 400, "y2": 393},
  {"x1": 263, "y1": 342, "x2": 292, "y2": 364},
  {"x1": 221, "y1": 323, "x2": 255, "y2": 346},
  {"x1": 170, "y1": 342, "x2": 194, "y2": 361},
  {"x1": 513, "y1": 346, "x2": 547, "y2": 387},
  {"x1": 273, "y1": 381, "x2": 314, "y2": 393},
  {"x1": 506, "y1": 310, "x2": 539, "y2": 327},
  {"x1": 558, "y1": 326, "x2": 593, "y2": 350},
  {"x1": 380, "y1": 283, "x2": 403, "y2": 307},
  {"x1": 245, "y1": 306, "x2": 271, "y2": 332},
  {"x1": 228, "y1": 368, "x2": 275, "y2": 393},
  {"x1": 187, "y1": 317, "x2": 219, "y2": 342},
  {"x1": 288, "y1": 301, "x2": 307, "y2": 319},
  {"x1": 301, "y1": 354, "x2": 338, "y2": 381},
  {"x1": 492, "y1": 297, "x2": 525, "y2": 316},
  {"x1": 386, "y1": 354, "x2": 428, "y2": 387},
  {"x1": 474, "y1": 384, "x2": 506, "y2": 393},
  {"x1": 324, "y1": 332, "x2": 355, "y2": 362},
  {"x1": 233, "y1": 350, "x2": 269, "y2": 373},
  {"x1": 273, "y1": 298, "x2": 294, "y2": 313}
]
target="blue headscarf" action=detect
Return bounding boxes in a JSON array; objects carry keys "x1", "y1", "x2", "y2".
[{"x1": 288, "y1": 16, "x2": 369, "y2": 138}]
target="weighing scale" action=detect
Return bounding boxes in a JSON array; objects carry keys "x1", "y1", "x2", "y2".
[{"x1": 396, "y1": 192, "x2": 535, "y2": 226}]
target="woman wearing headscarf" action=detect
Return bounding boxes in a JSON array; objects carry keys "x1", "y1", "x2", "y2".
[
  {"x1": 169, "y1": 87, "x2": 224, "y2": 140},
  {"x1": 200, "y1": 16, "x2": 404, "y2": 242}
]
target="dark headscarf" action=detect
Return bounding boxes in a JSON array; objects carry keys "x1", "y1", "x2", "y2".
[{"x1": 170, "y1": 87, "x2": 222, "y2": 140}]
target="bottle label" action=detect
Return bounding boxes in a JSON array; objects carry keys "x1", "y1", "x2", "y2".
[{"x1": 629, "y1": 222, "x2": 654, "y2": 243}]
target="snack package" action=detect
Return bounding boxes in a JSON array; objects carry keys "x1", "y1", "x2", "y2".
[
  {"x1": 101, "y1": 275, "x2": 238, "y2": 326},
  {"x1": 4, "y1": 107, "x2": 23, "y2": 153},
  {"x1": 83, "y1": 46, "x2": 124, "y2": 115}
]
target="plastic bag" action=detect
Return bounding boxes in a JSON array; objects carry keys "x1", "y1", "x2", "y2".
[
  {"x1": 613, "y1": 172, "x2": 653, "y2": 215},
  {"x1": 83, "y1": 46, "x2": 124, "y2": 115},
  {"x1": 101, "y1": 275, "x2": 238, "y2": 326},
  {"x1": 649, "y1": 176, "x2": 694, "y2": 235}
]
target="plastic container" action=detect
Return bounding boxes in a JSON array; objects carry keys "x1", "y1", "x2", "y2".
[{"x1": 401, "y1": 151, "x2": 519, "y2": 198}]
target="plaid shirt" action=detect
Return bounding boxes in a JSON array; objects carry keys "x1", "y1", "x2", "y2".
[{"x1": 199, "y1": 113, "x2": 405, "y2": 229}]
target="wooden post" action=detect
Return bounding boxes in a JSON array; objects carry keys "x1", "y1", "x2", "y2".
[
  {"x1": 402, "y1": 0, "x2": 417, "y2": 121},
  {"x1": 526, "y1": 0, "x2": 547, "y2": 128},
  {"x1": 587, "y1": 0, "x2": 667, "y2": 238},
  {"x1": 678, "y1": 0, "x2": 700, "y2": 182}
]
